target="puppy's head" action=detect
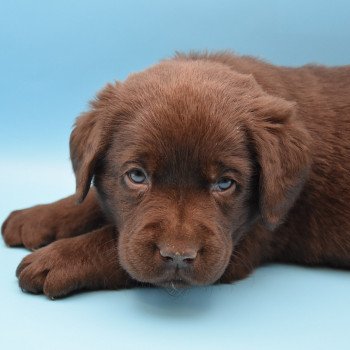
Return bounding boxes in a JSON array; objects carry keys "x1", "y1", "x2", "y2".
[{"x1": 70, "y1": 58, "x2": 310, "y2": 287}]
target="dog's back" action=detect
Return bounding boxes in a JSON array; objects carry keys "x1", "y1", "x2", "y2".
[{"x1": 177, "y1": 52, "x2": 350, "y2": 266}]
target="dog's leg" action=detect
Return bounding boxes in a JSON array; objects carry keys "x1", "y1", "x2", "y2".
[
  {"x1": 16, "y1": 225, "x2": 135, "y2": 298},
  {"x1": 1, "y1": 188, "x2": 106, "y2": 250},
  {"x1": 271, "y1": 229, "x2": 350, "y2": 270}
]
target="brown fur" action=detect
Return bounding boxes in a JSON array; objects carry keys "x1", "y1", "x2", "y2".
[{"x1": 2, "y1": 52, "x2": 350, "y2": 298}]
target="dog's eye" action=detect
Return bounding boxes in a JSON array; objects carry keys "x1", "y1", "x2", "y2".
[
  {"x1": 212, "y1": 178, "x2": 235, "y2": 192},
  {"x1": 127, "y1": 169, "x2": 147, "y2": 184}
]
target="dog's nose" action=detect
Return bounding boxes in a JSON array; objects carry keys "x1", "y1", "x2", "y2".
[{"x1": 159, "y1": 247, "x2": 197, "y2": 267}]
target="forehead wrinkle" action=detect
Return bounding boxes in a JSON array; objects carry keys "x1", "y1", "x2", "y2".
[
  {"x1": 115, "y1": 115, "x2": 248, "y2": 182},
  {"x1": 112, "y1": 84, "x2": 249, "y2": 183}
]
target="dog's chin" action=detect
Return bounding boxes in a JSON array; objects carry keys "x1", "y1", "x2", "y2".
[
  {"x1": 128, "y1": 266, "x2": 223, "y2": 289},
  {"x1": 151, "y1": 272, "x2": 212, "y2": 289},
  {"x1": 155, "y1": 279, "x2": 192, "y2": 289},
  {"x1": 138, "y1": 269, "x2": 199, "y2": 289}
]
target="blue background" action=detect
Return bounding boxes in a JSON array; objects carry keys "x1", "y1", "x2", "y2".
[{"x1": 1, "y1": 1, "x2": 350, "y2": 349}]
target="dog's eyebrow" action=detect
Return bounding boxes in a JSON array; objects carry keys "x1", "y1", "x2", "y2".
[
  {"x1": 120, "y1": 156, "x2": 151, "y2": 172},
  {"x1": 215, "y1": 160, "x2": 243, "y2": 175},
  {"x1": 211, "y1": 158, "x2": 251, "y2": 184}
]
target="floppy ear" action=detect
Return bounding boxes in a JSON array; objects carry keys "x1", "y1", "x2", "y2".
[
  {"x1": 247, "y1": 94, "x2": 311, "y2": 230},
  {"x1": 70, "y1": 84, "x2": 117, "y2": 203}
]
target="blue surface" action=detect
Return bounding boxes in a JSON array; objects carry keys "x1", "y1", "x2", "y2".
[{"x1": 1, "y1": 1, "x2": 350, "y2": 349}]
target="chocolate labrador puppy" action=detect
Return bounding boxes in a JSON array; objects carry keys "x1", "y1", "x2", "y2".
[{"x1": 2, "y1": 52, "x2": 350, "y2": 298}]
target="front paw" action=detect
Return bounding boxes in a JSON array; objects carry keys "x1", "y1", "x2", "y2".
[
  {"x1": 2, "y1": 206, "x2": 58, "y2": 250},
  {"x1": 16, "y1": 239, "x2": 90, "y2": 298}
]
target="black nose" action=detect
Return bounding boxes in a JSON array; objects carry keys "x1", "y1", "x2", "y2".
[{"x1": 159, "y1": 247, "x2": 197, "y2": 267}]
